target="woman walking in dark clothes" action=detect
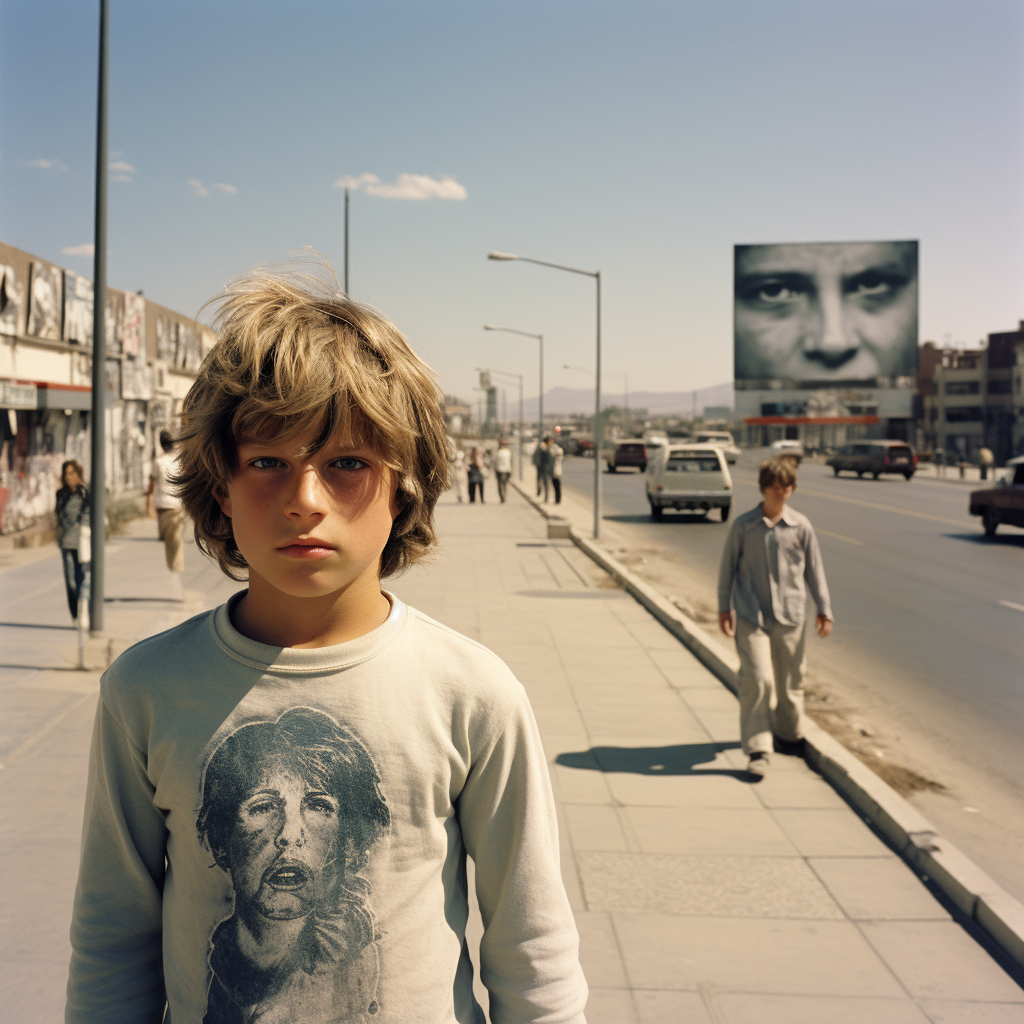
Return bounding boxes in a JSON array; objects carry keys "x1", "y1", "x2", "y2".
[{"x1": 55, "y1": 460, "x2": 90, "y2": 620}]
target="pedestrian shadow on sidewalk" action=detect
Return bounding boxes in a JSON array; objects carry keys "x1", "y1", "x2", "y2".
[{"x1": 556, "y1": 742, "x2": 746, "y2": 778}]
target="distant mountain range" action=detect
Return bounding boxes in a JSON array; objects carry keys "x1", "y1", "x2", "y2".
[{"x1": 517, "y1": 382, "x2": 734, "y2": 418}]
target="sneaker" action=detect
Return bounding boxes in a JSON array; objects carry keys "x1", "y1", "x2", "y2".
[{"x1": 747, "y1": 752, "x2": 770, "y2": 779}]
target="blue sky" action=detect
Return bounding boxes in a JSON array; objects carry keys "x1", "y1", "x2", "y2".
[{"x1": 2, "y1": 0, "x2": 1022, "y2": 406}]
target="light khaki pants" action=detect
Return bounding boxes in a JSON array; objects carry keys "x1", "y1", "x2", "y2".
[
  {"x1": 157, "y1": 507, "x2": 185, "y2": 573},
  {"x1": 735, "y1": 617, "x2": 807, "y2": 755}
]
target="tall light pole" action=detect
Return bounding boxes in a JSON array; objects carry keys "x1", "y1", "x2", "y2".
[
  {"x1": 483, "y1": 324, "x2": 544, "y2": 438},
  {"x1": 478, "y1": 367, "x2": 524, "y2": 479},
  {"x1": 343, "y1": 188, "x2": 350, "y2": 294},
  {"x1": 89, "y1": 0, "x2": 109, "y2": 633},
  {"x1": 488, "y1": 251, "x2": 602, "y2": 539}
]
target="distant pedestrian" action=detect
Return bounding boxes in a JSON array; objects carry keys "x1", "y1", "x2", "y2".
[
  {"x1": 55, "y1": 460, "x2": 90, "y2": 621},
  {"x1": 146, "y1": 430, "x2": 185, "y2": 579},
  {"x1": 467, "y1": 446, "x2": 486, "y2": 503},
  {"x1": 453, "y1": 447, "x2": 469, "y2": 502},
  {"x1": 494, "y1": 439, "x2": 513, "y2": 502},
  {"x1": 979, "y1": 446, "x2": 994, "y2": 481},
  {"x1": 534, "y1": 436, "x2": 554, "y2": 501},
  {"x1": 549, "y1": 439, "x2": 563, "y2": 504},
  {"x1": 717, "y1": 457, "x2": 833, "y2": 779}
]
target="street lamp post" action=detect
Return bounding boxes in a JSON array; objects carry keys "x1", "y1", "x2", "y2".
[
  {"x1": 483, "y1": 324, "x2": 544, "y2": 440},
  {"x1": 477, "y1": 366, "x2": 524, "y2": 479},
  {"x1": 488, "y1": 252, "x2": 602, "y2": 539}
]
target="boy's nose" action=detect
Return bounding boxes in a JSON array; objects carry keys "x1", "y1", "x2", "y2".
[{"x1": 286, "y1": 467, "x2": 326, "y2": 518}]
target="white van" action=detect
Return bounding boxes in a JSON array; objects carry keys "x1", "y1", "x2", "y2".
[
  {"x1": 693, "y1": 430, "x2": 740, "y2": 464},
  {"x1": 645, "y1": 443, "x2": 733, "y2": 521}
]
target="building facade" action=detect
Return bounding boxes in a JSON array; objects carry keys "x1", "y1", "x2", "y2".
[{"x1": 0, "y1": 241, "x2": 212, "y2": 534}]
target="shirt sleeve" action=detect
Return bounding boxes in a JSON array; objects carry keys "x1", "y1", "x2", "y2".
[
  {"x1": 802, "y1": 523, "x2": 833, "y2": 621},
  {"x1": 457, "y1": 689, "x2": 588, "y2": 1024},
  {"x1": 717, "y1": 519, "x2": 742, "y2": 614},
  {"x1": 66, "y1": 698, "x2": 168, "y2": 1023}
]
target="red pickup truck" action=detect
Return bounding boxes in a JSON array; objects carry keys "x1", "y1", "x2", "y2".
[{"x1": 969, "y1": 456, "x2": 1024, "y2": 537}]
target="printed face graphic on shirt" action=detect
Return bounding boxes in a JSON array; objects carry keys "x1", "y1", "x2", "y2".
[
  {"x1": 197, "y1": 707, "x2": 390, "y2": 1022},
  {"x1": 226, "y1": 764, "x2": 342, "y2": 922}
]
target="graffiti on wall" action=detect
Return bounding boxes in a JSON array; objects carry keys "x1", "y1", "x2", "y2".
[
  {"x1": 121, "y1": 356, "x2": 154, "y2": 400},
  {"x1": 1, "y1": 265, "x2": 25, "y2": 336},
  {"x1": 63, "y1": 271, "x2": 94, "y2": 347},
  {"x1": 27, "y1": 262, "x2": 63, "y2": 340},
  {"x1": 123, "y1": 293, "x2": 144, "y2": 356}
]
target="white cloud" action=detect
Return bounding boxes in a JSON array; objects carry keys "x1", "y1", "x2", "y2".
[
  {"x1": 214, "y1": 182, "x2": 238, "y2": 194},
  {"x1": 334, "y1": 172, "x2": 467, "y2": 200},
  {"x1": 334, "y1": 173, "x2": 381, "y2": 190},
  {"x1": 110, "y1": 174, "x2": 133, "y2": 183},
  {"x1": 187, "y1": 178, "x2": 210, "y2": 197},
  {"x1": 108, "y1": 160, "x2": 135, "y2": 173},
  {"x1": 24, "y1": 157, "x2": 70, "y2": 172},
  {"x1": 62, "y1": 243, "x2": 95, "y2": 257}
]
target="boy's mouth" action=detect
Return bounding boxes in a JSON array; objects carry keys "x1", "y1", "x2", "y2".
[{"x1": 279, "y1": 538, "x2": 336, "y2": 558}]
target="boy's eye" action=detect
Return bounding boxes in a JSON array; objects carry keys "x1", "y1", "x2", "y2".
[
  {"x1": 250, "y1": 457, "x2": 285, "y2": 470},
  {"x1": 332, "y1": 457, "x2": 368, "y2": 471}
]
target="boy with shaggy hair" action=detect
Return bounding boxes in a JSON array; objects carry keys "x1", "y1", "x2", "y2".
[
  {"x1": 717, "y1": 456, "x2": 833, "y2": 779},
  {"x1": 66, "y1": 261, "x2": 588, "y2": 1023}
]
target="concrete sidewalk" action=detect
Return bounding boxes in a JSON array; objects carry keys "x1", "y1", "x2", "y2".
[{"x1": 1, "y1": 494, "x2": 1022, "y2": 1022}]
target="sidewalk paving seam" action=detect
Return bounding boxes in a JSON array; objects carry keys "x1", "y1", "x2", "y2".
[{"x1": 510, "y1": 477, "x2": 1024, "y2": 981}]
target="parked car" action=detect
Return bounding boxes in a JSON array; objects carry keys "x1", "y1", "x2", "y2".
[
  {"x1": 770, "y1": 439, "x2": 804, "y2": 462},
  {"x1": 693, "y1": 430, "x2": 740, "y2": 464},
  {"x1": 606, "y1": 441, "x2": 648, "y2": 473},
  {"x1": 646, "y1": 443, "x2": 733, "y2": 521},
  {"x1": 969, "y1": 455, "x2": 1024, "y2": 537},
  {"x1": 827, "y1": 441, "x2": 917, "y2": 480}
]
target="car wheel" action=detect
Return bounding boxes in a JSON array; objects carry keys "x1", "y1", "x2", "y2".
[
  {"x1": 832, "y1": 466, "x2": 840, "y2": 476},
  {"x1": 904, "y1": 472, "x2": 913, "y2": 481},
  {"x1": 856, "y1": 471, "x2": 863, "y2": 478},
  {"x1": 872, "y1": 472, "x2": 880, "y2": 480},
  {"x1": 607, "y1": 464, "x2": 616, "y2": 473},
  {"x1": 639, "y1": 464, "x2": 647, "y2": 473},
  {"x1": 720, "y1": 504, "x2": 731, "y2": 522},
  {"x1": 983, "y1": 507, "x2": 999, "y2": 537},
  {"x1": 650, "y1": 503, "x2": 663, "y2": 521}
]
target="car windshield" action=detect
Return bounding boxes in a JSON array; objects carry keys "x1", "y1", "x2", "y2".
[{"x1": 667, "y1": 455, "x2": 720, "y2": 472}]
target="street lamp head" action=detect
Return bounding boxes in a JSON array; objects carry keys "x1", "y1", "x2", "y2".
[
  {"x1": 487, "y1": 251, "x2": 518, "y2": 261},
  {"x1": 483, "y1": 324, "x2": 501, "y2": 331}
]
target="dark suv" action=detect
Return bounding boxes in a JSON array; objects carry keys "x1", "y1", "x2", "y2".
[
  {"x1": 970, "y1": 457, "x2": 1024, "y2": 537},
  {"x1": 827, "y1": 441, "x2": 917, "y2": 480},
  {"x1": 606, "y1": 441, "x2": 647, "y2": 473}
]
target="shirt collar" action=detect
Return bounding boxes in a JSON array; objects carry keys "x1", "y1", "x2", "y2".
[{"x1": 761, "y1": 504, "x2": 799, "y2": 528}]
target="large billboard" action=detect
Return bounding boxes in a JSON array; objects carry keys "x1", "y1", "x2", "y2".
[{"x1": 734, "y1": 240, "x2": 918, "y2": 421}]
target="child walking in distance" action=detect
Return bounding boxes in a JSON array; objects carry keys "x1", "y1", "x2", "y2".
[
  {"x1": 66, "y1": 260, "x2": 588, "y2": 1024},
  {"x1": 717, "y1": 457, "x2": 833, "y2": 779}
]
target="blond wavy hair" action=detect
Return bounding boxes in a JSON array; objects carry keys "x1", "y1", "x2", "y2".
[{"x1": 176, "y1": 256, "x2": 449, "y2": 580}]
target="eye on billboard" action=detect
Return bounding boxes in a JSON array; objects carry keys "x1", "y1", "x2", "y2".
[{"x1": 734, "y1": 240, "x2": 918, "y2": 425}]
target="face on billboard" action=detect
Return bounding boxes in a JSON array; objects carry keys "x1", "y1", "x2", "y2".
[{"x1": 734, "y1": 241, "x2": 917, "y2": 383}]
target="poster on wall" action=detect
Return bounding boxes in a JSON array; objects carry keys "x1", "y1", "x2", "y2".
[
  {"x1": 120, "y1": 356, "x2": 154, "y2": 400},
  {"x1": 63, "y1": 271, "x2": 94, "y2": 347},
  {"x1": 0, "y1": 265, "x2": 25, "y2": 336},
  {"x1": 105, "y1": 291, "x2": 124, "y2": 351},
  {"x1": 27, "y1": 262, "x2": 63, "y2": 340},
  {"x1": 733, "y1": 240, "x2": 918, "y2": 419},
  {"x1": 123, "y1": 292, "x2": 144, "y2": 356}
]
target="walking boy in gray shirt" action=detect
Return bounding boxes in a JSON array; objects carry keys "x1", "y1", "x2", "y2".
[{"x1": 717, "y1": 457, "x2": 833, "y2": 778}]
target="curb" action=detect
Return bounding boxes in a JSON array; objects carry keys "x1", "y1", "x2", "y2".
[{"x1": 511, "y1": 479, "x2": 1024, "y2": 973}]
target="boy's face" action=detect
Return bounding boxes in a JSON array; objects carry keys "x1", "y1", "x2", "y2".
[
  {"x1": 216, "y1": 425, "x2": 398, "y2": 602},
  {"x1": 761, "y1": 480, "x2": 795, "y2": 509}
]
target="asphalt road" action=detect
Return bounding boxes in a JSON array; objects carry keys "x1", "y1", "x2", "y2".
[{"x1": 560, "y1": 450, "x2": 1024, "y2": 898}]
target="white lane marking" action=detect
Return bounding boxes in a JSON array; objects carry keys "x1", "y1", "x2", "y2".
[
  {"x1": 998, "y1": 600, "x2": 1024, "y2": 614},
  {"x1": 817, "y1": 529, "x2": 864, "y2": 546},
  {"x1": 799, "y1": 487, "x2": 975, "y2": 528}
]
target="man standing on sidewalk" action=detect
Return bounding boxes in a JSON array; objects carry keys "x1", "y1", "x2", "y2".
[
  {"x1": 717, "y1": 456, "x2": 833, "y2": 779},
  {"x1": 494, "y1": 438, "x2": 513, "y2": 502},
  {"x1": 533, "y1": 436, "x2": 553, "y2": 501},
  {"x1": 146, "y1": 430, "x2": 185, "y2": 589}
]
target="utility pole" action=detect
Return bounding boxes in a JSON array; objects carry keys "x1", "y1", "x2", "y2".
[
  {"x1": 89, "y1": 0, "x2": 109, "y2": 634},
  {"x1": 344, "y1": 188, "x2": 350, "y2": 294}
]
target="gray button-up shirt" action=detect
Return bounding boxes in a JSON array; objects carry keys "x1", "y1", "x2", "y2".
[{"x1": 717, "y1": 503, "x2": 833, "y2": 628}]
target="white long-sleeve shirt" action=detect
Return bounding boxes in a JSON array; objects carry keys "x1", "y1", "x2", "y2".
[{"x1": 67, "y1": 593, "x2": 587, "y2": 1024}]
